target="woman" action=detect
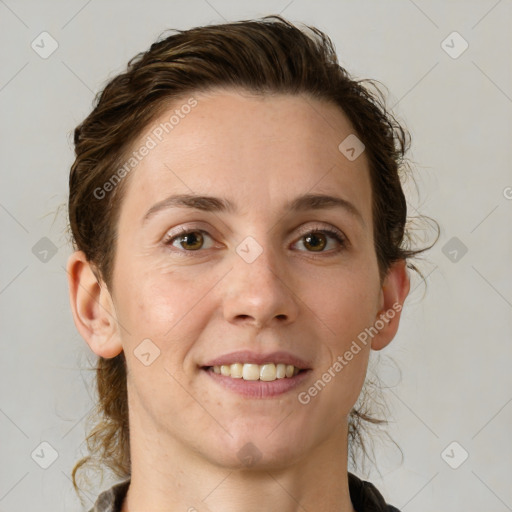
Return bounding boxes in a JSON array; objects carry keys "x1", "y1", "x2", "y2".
[{"x1": 66, "y1": 15, "x2": 432, "y2": 512}]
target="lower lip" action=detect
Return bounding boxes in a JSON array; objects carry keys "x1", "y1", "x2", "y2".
[{"x1": 202, "y1": 368, "x2": 311, "y2": 398}]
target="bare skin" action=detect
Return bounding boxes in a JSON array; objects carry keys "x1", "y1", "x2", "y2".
[{"x1": 67, "y1": 88, "x2": 410, "y2": 512}]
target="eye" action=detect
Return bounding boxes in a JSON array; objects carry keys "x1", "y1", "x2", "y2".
[
  {"x1": 162, "y1": 225, "x2": 347, "y2": 256},
  {"x1": 293, "y1": 227, "x2": 347, "y2": 254},
  {"x1": 163, "y1": 228, "x2": 215, "y2": 252}
]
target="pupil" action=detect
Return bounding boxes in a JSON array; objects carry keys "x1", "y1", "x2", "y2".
[
  {"x1": 182, "y1": 232, "x2": 203, "y2": 250},
  {"x1": 305, "y1": 233, "x2": 325, "y2": 251}
]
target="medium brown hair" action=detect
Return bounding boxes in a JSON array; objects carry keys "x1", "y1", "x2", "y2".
[{"x1": 68, "y1": 14, "x2": 436, "y2": 500}]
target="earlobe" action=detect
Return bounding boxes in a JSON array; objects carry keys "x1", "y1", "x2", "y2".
[
  {"x1": 66, "y1": 251, "x2": 123, "y2": 359},
  {"x1": 371, "y1": 259, "x2": 411, "y2": 351}
]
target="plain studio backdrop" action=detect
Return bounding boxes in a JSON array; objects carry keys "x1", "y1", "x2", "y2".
[{"x1": 1, "y1": 1, "x2": 511, "y2": 510}]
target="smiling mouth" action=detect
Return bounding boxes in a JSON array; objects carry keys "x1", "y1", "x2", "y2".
[{"x1": 202, "y1": 363, "x2": 307, "y2": 381}]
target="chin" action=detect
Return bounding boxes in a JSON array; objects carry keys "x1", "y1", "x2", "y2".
[{"x1": 203, "y1": 430, "x2": 307, "y2": 471}]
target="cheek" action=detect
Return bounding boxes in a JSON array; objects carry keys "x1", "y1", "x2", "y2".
[
  {"x1": 305, "y1": 268, "x2": 378, "y2": 405},
  {"x1": 115, "y1": 247, "x2": 179, "y2": 322},
  {"x1": 310, "y1": 265, "x2": 380, "y2": 341},
  {"x1": 113, "y1": 263, "x2": 212, "y2": 367}
]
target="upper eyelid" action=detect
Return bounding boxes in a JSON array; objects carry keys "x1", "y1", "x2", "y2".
[
  {"x1": 294, "y1": 223, "x2": 346, "y2": 239},
  {"x1": 163, "y1": 221, "x2": 344, "y2": 238}
]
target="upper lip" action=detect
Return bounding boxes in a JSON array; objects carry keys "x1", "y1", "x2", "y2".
[{"x1": 202, "y1": 350, "x2": 312, "y2": 370}]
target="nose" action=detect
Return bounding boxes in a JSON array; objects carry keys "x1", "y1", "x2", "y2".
[{"x1": 221, "y1": 240, "x2": 300, "y2": 329}]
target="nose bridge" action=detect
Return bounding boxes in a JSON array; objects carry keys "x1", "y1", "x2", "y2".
[{"x1": 222, "y1": 233, "x2": 298, "y2": 327}]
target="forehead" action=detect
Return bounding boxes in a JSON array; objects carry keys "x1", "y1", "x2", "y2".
[{"x1": 118, "y1": 89, "x2": 372, "y2": 224}]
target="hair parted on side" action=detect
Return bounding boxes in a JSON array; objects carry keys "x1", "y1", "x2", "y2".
[{"x1": 67, "y1": 14, "x2": 437, "y2": 501}]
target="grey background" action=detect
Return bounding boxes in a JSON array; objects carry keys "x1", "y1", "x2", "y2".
[{"x1": 1, "y1": 0, "x2": 511, "y2": 510}]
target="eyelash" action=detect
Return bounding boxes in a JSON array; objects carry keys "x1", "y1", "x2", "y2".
[{"x1": 162, "y1": 224, "x2": 347, "y2": 258}]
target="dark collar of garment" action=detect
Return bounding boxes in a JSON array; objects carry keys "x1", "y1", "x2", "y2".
[{"x1": 88, "y1": 472, "x2": 400, "y2": 512}]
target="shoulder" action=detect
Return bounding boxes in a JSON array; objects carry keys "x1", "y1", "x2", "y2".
[
  {"x1": 88, "y1": 479, "x2": 130, "y2": 512},
  {"x1": 348, "y1": 472, "x2": 401, "y2": 512}
]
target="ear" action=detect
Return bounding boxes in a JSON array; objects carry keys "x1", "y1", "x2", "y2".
[
  {"x1": 371, "y1": 259, "x2": 411, "y2": 351},
  {"x1": 66, "y1": 250, "x2": 123, "y2": 358}
]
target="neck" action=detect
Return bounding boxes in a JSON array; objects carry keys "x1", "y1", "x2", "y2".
[{"x1": 121, "y1": 421, "x2": 356, "y2": 512}]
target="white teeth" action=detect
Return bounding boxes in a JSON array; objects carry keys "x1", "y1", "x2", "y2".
[
  {"x1": 230, "y1": 363, "x2": 243, "y2": 378},
  {"x1": 242, "y1": 364, "x2": 260, "y2": 381},
  {"x1": 260, "y1": 363, "x2": 276, "y2": 381},
  {"x1": 210, "y1": 362, "x2": 302, "y2": 381}
]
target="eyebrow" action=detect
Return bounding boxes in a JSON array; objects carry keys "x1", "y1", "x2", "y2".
[{"x1": 142, "y1": 192, "x2": 365, "y2": 226}]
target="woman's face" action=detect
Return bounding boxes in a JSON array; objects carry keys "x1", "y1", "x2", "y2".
[{"x1": 78, "y1": 89, "x2": 409, "y2": 470}]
